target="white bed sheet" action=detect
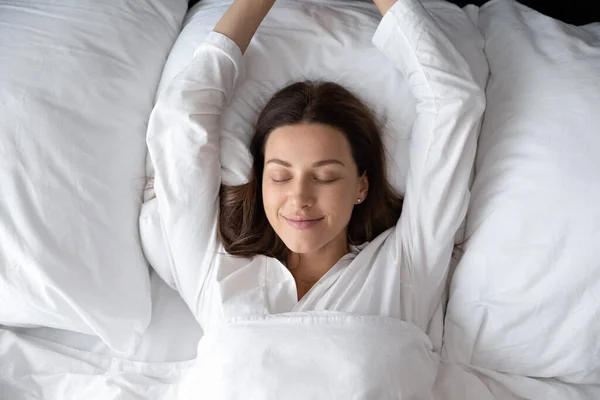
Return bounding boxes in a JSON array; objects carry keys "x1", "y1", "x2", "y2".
[
  {"x1": 2, "y1": 271, "x2": 202, "y2": 364},
  {"x1": 0, "y1": 272, "x2": 200, "y2": 399},
  {"x1": 0, "y1": 329, "x2": 190, "y2": 399},
  {"x1": 2, "y1": 324, "x2": 598, "y2": 400}
]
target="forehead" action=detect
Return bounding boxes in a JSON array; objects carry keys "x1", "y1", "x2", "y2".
[{"x1": 264, "y1": 123, "x2": 353, "y2": 163}]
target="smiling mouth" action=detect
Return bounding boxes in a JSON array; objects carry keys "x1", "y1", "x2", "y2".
[{"x1": 284, "y1": 217, "x2": 324, "y2": 230}]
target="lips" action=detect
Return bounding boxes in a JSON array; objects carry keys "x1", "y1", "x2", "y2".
[{"x1": 284, "y1": 217, "x2": 324, "y2": 230}]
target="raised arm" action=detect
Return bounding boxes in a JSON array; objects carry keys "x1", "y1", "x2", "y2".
[
  {"x1": 373, "y1": 0, "x2": 397, "y2": 16},
  {"x1": 214, "y1": 0, "x2": 277, "y2": 55},
  {"x1": 146, "y1": 0, "x2": 275, "y2": 318},
  {"x1": 373, "y1": 0, "x2": 485, "y2": 331}
]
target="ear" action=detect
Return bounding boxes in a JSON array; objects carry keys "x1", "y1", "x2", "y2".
[{"x1": 358, "y1": 172, "x2": 369, "y2": 201}]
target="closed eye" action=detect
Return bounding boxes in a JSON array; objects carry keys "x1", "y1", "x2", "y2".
[{"x1": 315, "y1": 177, "x2": 339, "y2": 184}]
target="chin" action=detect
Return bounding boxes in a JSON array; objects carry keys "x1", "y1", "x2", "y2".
[
  {"x1": 283, "y1": 241, "x2": 319, "y2": 255},
  {"x1": 280, "y1": 235, "x2": 321, "y2": 255}
]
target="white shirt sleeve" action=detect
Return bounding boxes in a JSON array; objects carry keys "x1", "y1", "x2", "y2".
[
  {"x1": 146, "y1": 32, "x2": 245, "y2": 317},
  {"x1": 372, "y1": 0, "x2": 485, "y2": 331}
]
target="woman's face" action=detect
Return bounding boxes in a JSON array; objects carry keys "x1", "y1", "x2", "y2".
[{"x1": 262, "y1": 123, "x2": 368, "y2": 255}]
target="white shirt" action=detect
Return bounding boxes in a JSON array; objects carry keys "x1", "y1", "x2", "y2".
[{"x1": 146, "y1": 0, "x2": 485, "y2": 340}]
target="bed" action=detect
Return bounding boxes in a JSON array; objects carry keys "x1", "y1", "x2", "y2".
[{"x1": 1, "y1": 0, "x2": 599, "y2": 398}]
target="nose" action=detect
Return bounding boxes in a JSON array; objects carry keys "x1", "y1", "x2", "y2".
[{"x1": 288, "y1": 176, "x2": 315, "y2": 209}]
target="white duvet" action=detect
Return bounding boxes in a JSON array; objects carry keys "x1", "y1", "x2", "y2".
[
  {"x1": 175, "y1": 312, "x2": 600, "y2": 399},
  {"x1": 2, "y1": 317, "x2": 595, "y2": 400}
]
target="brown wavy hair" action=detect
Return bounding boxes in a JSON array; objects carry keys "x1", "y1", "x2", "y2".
[{"x1": 218, "y1": 81, "x2": 403, "y2": 261}]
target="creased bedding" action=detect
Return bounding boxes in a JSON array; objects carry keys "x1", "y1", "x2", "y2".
[
  {"x1": 0, "y1": 0, "x2": 188, "y2": 354},
  {"x1": 2, "y1": 313, "x2": 598, "y2": 399},
  {"x1": 0, "y1": 329, "x2": 191, "y2": 400},
  {"x1": 442, "y1": 0, "x2": 600, "y2": 385},
  {"x1": 3, "y1": 271, "x2": 202, "y2": 364},
  {"x1": 3, "y1": 0, "x2": 600, "y2": 399},
  {"x1": 175, "y1": 312, "x2": 600, "y2": 399}
]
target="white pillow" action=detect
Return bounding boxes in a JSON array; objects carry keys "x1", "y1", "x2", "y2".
[
  {"x1": 141, "y1": 0, "x2": 489, "y2": 296},
  {"x1": 0, "y1": 0, "x2": 187, "y2": 355},
  {"x1": 443, "y1": 0, "x2": 600, "y2": 384}
]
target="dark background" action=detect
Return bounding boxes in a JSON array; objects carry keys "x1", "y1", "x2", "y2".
[
  {"x1": 450, "y1": 0, "x2": 598, "y2": 25},
  {"x1": 187, "y1": 0, "x2": 600, "y2": 25}
]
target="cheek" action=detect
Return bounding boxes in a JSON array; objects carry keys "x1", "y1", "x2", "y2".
[
  {"x1": 320, "y1": 185, "x2": 356, "y2": 216},
  {"x1": 262, "y1": 183, "x2": 281, "y2": 216}
]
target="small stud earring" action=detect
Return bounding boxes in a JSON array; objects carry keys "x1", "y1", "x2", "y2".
[{"x1": 357, "y1": 198, "x2": 361, "y2": 203}]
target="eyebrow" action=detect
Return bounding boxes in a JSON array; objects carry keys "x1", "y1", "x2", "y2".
[{"x1": 265, "y1": 159, "x2": 346, "y2": 168}]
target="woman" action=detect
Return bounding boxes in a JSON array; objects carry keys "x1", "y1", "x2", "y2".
[{"x1": 147, "y1": 0, "x2": 485, "y2": 396}]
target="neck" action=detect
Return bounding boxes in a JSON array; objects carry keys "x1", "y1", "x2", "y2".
[{"x1": 287, "y1": 231, "x2": 349, "y2": 295}]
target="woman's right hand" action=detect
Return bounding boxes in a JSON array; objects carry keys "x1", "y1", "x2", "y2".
[{"x1": 214, "y1": 0, "x2": 277, "y2": 54}]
